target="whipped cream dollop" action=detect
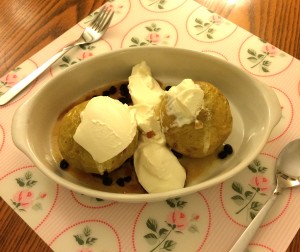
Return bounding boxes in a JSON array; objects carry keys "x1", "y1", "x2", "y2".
[
  {"x1": 134, "y1": 141, "x2": 186, "y2": 193},
  {"x1": 128, "y1": 61, "x2": 186, "y2": 193},
  {"x1": 128, "y1": 61, "x2": 164, "y2": 107},
  {"x1": 73, "y1": 96, "x2": 137, "y2": 165},
  {"x1": 128, "y1": 61, "x2": 166, "y2": 144},
  {"x1": 165, "y1": 79, "x2": 204, "y2": 128}
]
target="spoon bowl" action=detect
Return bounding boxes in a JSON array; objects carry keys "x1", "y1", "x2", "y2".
[
  {"x1": 229, "y1": 139, "x2": 300, "y2": 252},
  {"x1": 276, "y1": 139, "x2": 300, "y2": 178}
]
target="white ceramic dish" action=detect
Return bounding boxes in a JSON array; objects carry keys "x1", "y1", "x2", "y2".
[{"x1": 12, "y1": 47, "x2": 281, "y2": 202}]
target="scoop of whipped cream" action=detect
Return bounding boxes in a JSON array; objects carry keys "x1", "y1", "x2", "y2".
[
  {"x1": 73, "y1": 96, "x2": 137, "y2": 165},
  {"x1": 128, "y1": 61, "x2": 166, "y2": 144},
  {"x1": 134, "y1": 141, "x2": 186, "y2": 193},
  {"x1": 128, "y1": 61, "x2": 164, "y2": 107},
  {"x1": 128, "y1": 61, "x2": 186, "y2": 193},
  {"x1": 165, "y1": 79, "x2": 204, "y2": 128}
]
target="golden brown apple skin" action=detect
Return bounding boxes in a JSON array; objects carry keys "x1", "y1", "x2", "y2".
[
  {"x1": 58, "y1": 100, "x2": 138, "y2": 174},
  {"x1": 161, "y1": 81, "x2": 232, "y2": 158}
]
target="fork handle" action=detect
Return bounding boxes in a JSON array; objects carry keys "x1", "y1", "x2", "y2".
[{"x1": 0, "y1": 45, "x2": 75, "y2": 105}]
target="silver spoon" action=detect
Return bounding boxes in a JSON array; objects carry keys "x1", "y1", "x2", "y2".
[{"x1": 229, "y1": 139, "x2": 300, "y2": 252}]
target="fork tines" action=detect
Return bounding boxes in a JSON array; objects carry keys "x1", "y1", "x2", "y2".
[{"x1": 91, "y1": 5, "x2": 114, "y2": 32}]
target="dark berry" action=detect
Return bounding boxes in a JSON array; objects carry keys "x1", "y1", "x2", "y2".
[
  {"x1": 102, "y1": 90, "x2": 110, "y2": 96},
  {"x1": 123, "y1": 176, "x2": 132, "y2": 183},
  {"x1": 116, "y1": 178, "x2": 125, "y2": 187},
  {"x1": 102, "y1": 176, "x2": 113, "y2": 186},
  {"x1": 165, "y1": 85, "x2": 172, "y2": 91},
  {"x1": 60, "y1": 159, "x2": 69, "y2": 169},
  {"x1": 120, "y1": 83, "x2": 129, "y2": 96},
  {"x1": 224, "y1": 144, "x2": 233, "y2": 155},
  {"x1": 109, "y1": 86, "x2": 117, "y2": 95},
  {"x1": 218, "y1": 151, "x2": 228, "y2": 159}
]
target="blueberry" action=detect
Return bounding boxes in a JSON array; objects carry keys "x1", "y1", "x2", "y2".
[
  {"x1": 218, "y1": 151, "x2": 228, "y2": 159},
  {"x1": 120, "y1": 83, "x2": 129, "y2": 96},
  {"x1": 224, "y1": 144, "x2": 233, "y2": 155},
  {"x1": 60, "y1": 159, "x2": 69, "y2": 169},
  {"x1": 116, "y1": 178, "x2": 125, "y2": 187},
  {"x1": 109, "y1": 86, "x2": 117, "y2": 95},
  {"x1": 102, "y1": 176, "x2": 113, "y2": 186}
]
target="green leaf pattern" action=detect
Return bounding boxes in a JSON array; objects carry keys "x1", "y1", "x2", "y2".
[
  {"x1": 129, "y1": 23, "x2": 170, "y2": 47},
  {"x1": 247, "y1": 43, "x2": 285, "y2": 72},
  {"x1": 59, "y1": 44, "x2": 96, "y2": 69},
  {"x1": 231, "y1": 159, "x2": 271, "y2": 219},
  {"x1": 0, "y1": 67, "x2": 22, "y2": 94},
  {"x1": 144, "y1": 198, "x2": 200, "y2": 251},
  {"x1": 10, "y1": 171, "x2": 47, "y2": 212},
  {"x1": 194, "y1": 14, "x2": 223, "y2": 39},
  {"x1": 73, "y1": 226, "x2": 98, "y2": 249}
]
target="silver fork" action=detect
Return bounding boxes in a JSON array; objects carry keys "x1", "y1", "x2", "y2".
[{"x1": 0, "y1": 5, "x2": 114, "y2": 105}]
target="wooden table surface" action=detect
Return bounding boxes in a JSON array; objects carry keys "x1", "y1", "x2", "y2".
[{"x1": 0, "y1": 0, "x2": 299, "y2": 251}]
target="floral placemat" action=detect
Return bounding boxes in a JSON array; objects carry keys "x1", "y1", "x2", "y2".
[{"x1": 1, "y1": 0, "x2": 300, "y2": 251}]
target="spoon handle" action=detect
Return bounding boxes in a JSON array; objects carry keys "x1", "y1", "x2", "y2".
[{"x1": 229, "y1": 193, "x2": 278, "y2": 252}]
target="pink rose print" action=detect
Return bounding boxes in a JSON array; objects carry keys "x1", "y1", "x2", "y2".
[
  {"x1": 250, "y1": 175, "x2": 270, "y2": 193},
  {"x1": 231, "y1": 159, "x2": 270, "y2": 219},
  {"x1": 2, "y1": 73, "x2": 18, "y2": 85},
  {"x1": 105, "y1": 3, "x2": 114, "y2": 12},
  {"x1": 209, "y1": 14, "x2": 223, "y2": 24},
  {"x1": 144, "y1": 198, "x2": 200, "y2": 251},
  {"x1": 57, "y1": 42, "x2": 96, "y2": 69},
  {"x1": 247, "y1": 42, "x2": 280, "y2": 72},
  {"x1": 146, "y1": 32, "x2": 161, "y2": 44},
  {"x1": 262, "y1": 44, "x2": 278, "y2": 57},
  {"x1": 81, "y1": 52, "x2": 94, "y2": 60},
  {"x1": 10, "y1": 171, "x2": 47, "y2": 212},
  {"x1": 194, "y1": 14, "x2": 223, "y2": 39},
  {"x1": 106, "y1": 0, "x2": 124, "y2": 14},
  {"x1": 166, "y1": 210, "x2": 188, "y2": 232},
  {"x1": 130, "y1": 23, "x2": 171, "y2": 47},
  {"x1": 0, "y1": 67, "x2": 21, "y2": 94},
  {"x1": 12, "y1": 189, "x2": 35, "y2": 210}
]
